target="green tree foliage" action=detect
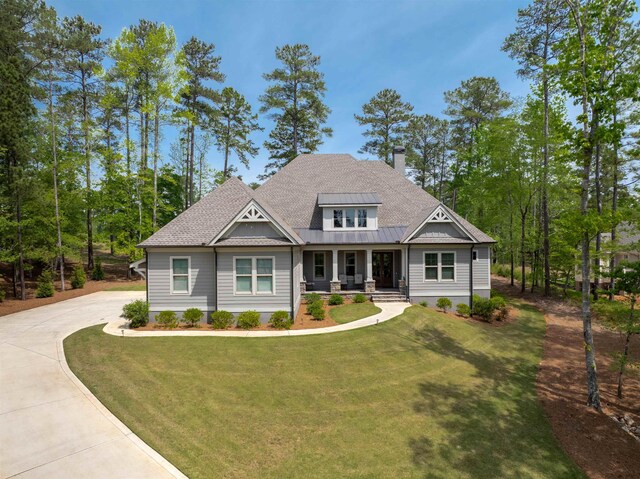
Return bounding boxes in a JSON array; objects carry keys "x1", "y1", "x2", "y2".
[
  {"x1": 355, "y1": 89, "x2": 413, "y2": 165},
  {"x1": 213, "y1": 87, "x2": 262, "y2": 179},
  {"x1": 260, "y1": 44, "x2": 332, "y2": 178}
]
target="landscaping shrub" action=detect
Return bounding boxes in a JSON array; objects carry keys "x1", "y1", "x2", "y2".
[
  {"x1": 182, "y1": 308, "x2": 203, "y2": 327},
  {"x1": 122, "y1": 300, "x2": 149, "y2": 328},
  {"x1": 419, "y1": 301, "x2": 429, "y2": 307},
  {"x1": 304, "y1": 293, "x2": 321, "y2": 303},
  {"x1": 91, "y1": 258, "x2": 105, "y2": 281},
  {"x1": 353, "y1": 293, "x2": 367, "y2": 303},
  {"x1": 269, "y1": 310, "x2": 293, "y2": 330},
  {"x1": 156, "y1": 310, "x2": 178, "y2": 329},
  {"x1": 436, "y1": 297, "x2": 452, "y2": 312},
  {"x1": 210, "y1": 310, "x2": 234, "y2": 329},
  {"x1": 456, "y1": 303, "x2": 471, "y2": 317},
  {"x1": 70, "y1": 265, "x2": 86, "y2": 289},
  {"x1": 328, "y1": 294, "x2": 344, "y2": 305},
  {"x1": 490, "y1": 289, "x2": 503, "y2": 299},
  {"x1": 490, "y1": 296, "x2": 508, "y2": 321},
  {"x1": 472, "y1": 295, "x2": 496, "y2": 322},
  {"x1": 0, "y1": 289, "x2": 5, "y2": 302},
  {"x1": 237, "y1": 310, "x2": 261, "y2": 330},
  {"x1": 307, "y1": 300, "x2": 325, "y2": 320},
  {"x1": 36, "y1": 270, "x2": 55, "y2": 298}
]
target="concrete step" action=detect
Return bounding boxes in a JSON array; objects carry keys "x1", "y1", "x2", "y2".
[{"x1": 372, "y1": 295, "x2": 407, "y2": 302}]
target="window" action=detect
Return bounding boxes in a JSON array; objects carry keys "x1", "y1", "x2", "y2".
[
  {"x1": 345, "y1": 252, "x2": 356, "y2": 276},
  {"x1": 333, "y1": 209, "x2": 343, "y2": 228},
  {"x1": 423, "y1": 252, "x2": 456, "y2": 282},
  {"x1": 331, "y1": 208, "x2": 369, "y2": 229},
  {"x1": 357, "y1": 209, "x2": 367, "y2": 228},
  {"x1": 171, "y1": 257, "x2": 190, "y2": 294},
  {"x1": 472, "y1": 250, "x2": 478, "y2": 261},
  {"x1": 234, "y1": 257, "x2": 275, "y2": 295},
  {"x1": 313, "y1": 252, "x2": 325, "y2": 280}
]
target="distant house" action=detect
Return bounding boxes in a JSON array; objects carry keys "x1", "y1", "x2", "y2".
[{"x1": 138, "y1": 148, "x2": 495, "y2": 321}]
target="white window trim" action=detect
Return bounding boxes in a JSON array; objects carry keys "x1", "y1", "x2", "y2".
[
  {"x1": 313, "y1": 252, "x2": 326, "y2": 280},
  {"x1": 423, "y1": 251, "x2": 456, "y2": 283},
  {"x1": 170, "y1": 256, "x2": 191, "y2": 295},
  {"x1": 233, "y1": 256, "x2": 276, "y2": 296},
  {"x1": 344, "y1": 251, "x2": 358, "y2": 277},
  {"x1": 332, "y1": 208, "x2": 369, "y2": 229}
]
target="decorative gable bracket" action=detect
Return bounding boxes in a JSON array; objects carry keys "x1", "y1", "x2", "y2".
[
  {"x1": 238, "y1": 205, "x2": 268, "y2": 222},
  {"x1": 427, "y1": 207, "x2": 452, "y2": 223}
]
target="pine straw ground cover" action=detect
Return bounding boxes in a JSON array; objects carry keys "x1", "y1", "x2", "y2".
[{"x1": 64, "y1": 304, "x2": 583, "y2": 479}]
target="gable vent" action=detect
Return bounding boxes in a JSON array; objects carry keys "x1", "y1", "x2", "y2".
[
  {"x1": 239, "y1": 205, "x2": 267, "y2": 222},
  {"x1": 428, "y1": 208, "x2": 452, "y2": 223}
]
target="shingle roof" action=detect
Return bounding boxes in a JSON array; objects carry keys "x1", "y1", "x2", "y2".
[
  {"x1": 317, "y1": 192, "x2": 382, "y2": 206},
  {"x1": 139, "y1": 177, "x2": 302, "y2": 247},
  {"x1": 296, "y1": 226, "x2": 406, "y2": 244}
]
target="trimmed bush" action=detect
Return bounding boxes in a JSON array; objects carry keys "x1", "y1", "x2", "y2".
[
  {"x1": 419, "y1": 301, "x2": 429, "y2": 308},
  {"x1": 353, "y1": 293, "x2": 367, "y2": 303},
  {"x1": 237, "y1": 310, "x2": 261, "y2": 330},
  {"x1": 157, "y1": 310, "x2": 178, "y2": 329},
  {"x1": 211, "y1": 310, "x2": 234, "y2": 329},
  {"x1": 0, "y1": 288, "x2": 4, "y2": 302},
  {"x1": 304, "y1": 293, "x2": 322, "y2": 303},
  {"x1": 70, "y1": 265, "x2": 86, "y2": 289},
  {"x1": 307, "y1": 300, "x2": 325, "y2": 320},
  {"x1": 36, "y1": 270, "x2": 55, "y2": 298},
  {"x1": 490, "y1": 296, "x2": 508, "y2": 321},
  {"x1": 456, "y1": 303, "x2": 471, "y2": 317},
  {"x1": 182, "y1": 308, "x2": 203, "y2": 327},
  {"x1": 91, "y1": 258, "x2": 105, "y2": 281},
  {"x1": 328, "y1": 294, "x2": 344, "y2": 305},
  {"x1": 436, "y1": 297, "x2": 453, "y2": 312},
  {"x1": 122, "y1": 300, "x2": 149, "y2": 328},
  {"x1": 269, "y1": 310, "x2": 293, "y2": 330},
  {"x1": 472, "y1": 295, "x2": 495, "y2": 322}
]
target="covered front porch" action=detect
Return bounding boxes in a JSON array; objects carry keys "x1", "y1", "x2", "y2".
[{"x1": 301, "y1": 246, "x2": 407, "y2": 294}]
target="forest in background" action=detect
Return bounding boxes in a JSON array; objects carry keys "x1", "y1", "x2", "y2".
[{"x1": 1, "y1": 0, "x2": 640, "y2": 407}]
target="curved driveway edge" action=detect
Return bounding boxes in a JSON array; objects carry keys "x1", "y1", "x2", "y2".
[
  {"x1": 104, "y1": 302, "x2": 411, "y2": 338},
  {"x1": 0, "y1": 291, "x2": 186, "y2": 479}
]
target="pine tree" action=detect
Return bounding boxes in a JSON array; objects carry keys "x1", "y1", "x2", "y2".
[
  {"x1": 259, "y1": 44, "x2": 332, "y2": 178},
  {"x1": 354, "y1": 89, "x2": 413, "y2": 165}
]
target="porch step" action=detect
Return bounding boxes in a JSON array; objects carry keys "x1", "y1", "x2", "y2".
[{"x1": 372, "y1": 294, "x2": 407, "y2": 302}]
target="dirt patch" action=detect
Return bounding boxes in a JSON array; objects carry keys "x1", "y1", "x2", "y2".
[
  {"x1": 493, "y1": 276, "x2": 640, "y2": 479},
  {"x1": 0, "y1": 279, "x2": 145, "y2": 317}
]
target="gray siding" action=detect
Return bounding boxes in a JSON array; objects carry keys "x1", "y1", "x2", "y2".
[
  {"x1": 409, "y1": 246, "x2": 472, "y2": 298},
  {"x1": 472, "y1": 246, "x2": 491, "y2": 290},
  {"x1": 416, "y1": 222, "x2": 468, "y2": 239},
  {"x1": 217, "y1": 249, "x2": 292, "y2": 314},
  {"x1": 147, "y1": 248, "x2": 215, "y2": 312}
]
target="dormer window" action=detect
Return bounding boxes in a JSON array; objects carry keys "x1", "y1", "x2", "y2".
[{"x1": 333, "y1": 208, "x2": 367, "y2": 229}]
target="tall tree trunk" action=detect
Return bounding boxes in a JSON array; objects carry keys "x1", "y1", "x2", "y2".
[
  {"x1": 82, "y1": 71, "x2": 93, "y2": 270},
  {"x1": 509, "y1": 206, "x2": 515, "y2": 287},
  {"x1": 609, "y1": 108, "x2": 619, "y2": 300},
  {"x1": 189, "y1": 124, "x2": 195, "y2": 206},
  {"x1": 223, "y1": 121, "x2": 230, "y2": 179},
  {"x1": 49, "y1": 64, "x2": 65, "y2": 291},
  {"x1": 542, "y1": 70, "x2": 551, "y2": 296},
  {"x1": 593, "y1": 139, "x2": 602, "y2": 300},
  {"x1": 521, "y1": 210, "x2": 526, "y2": 293},
  {"x1": 152, "y1": 105, "x2": 159, "y2": 231},
  {"x1": 17, "y1": 198, "x2": 25, "y2": 300}
]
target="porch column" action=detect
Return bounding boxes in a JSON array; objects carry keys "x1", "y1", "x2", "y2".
[
  {"x1": 399, "y1": 247, "x2": 407, "y2": 295},
  {"x1": 365, "y1": 249, "x2": 375, "y2": 293},
  {"x1": 330, "y1": 248, "x2": 341, "y2": 293}
]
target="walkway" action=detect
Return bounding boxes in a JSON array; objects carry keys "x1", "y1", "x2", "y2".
[
  {"x1": 0, "y1": 291, "x2": 185, "y2": 479},
  {"x1": 104, "y1": 301, "x2": 411, "y2": 337}
]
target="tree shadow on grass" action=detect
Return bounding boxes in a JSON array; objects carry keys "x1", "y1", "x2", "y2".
[{"x1": 408, "y1": 316, "x2": 584, "y2": 479}]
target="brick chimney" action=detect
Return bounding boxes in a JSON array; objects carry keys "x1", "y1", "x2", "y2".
[{"x1": 392, "y1": 146, "x2": 405, "y2": 173}]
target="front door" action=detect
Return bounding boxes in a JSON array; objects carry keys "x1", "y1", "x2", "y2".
[{"x1": 372, "y1": 252, "x2": 394, "y2": 288}]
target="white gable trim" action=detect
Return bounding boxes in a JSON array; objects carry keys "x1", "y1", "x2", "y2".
[
  {"x1": 403, "y1": 204, "x2": 478, "y2": 243},
  {"x1": 209, "y1": 200, "x2": 296, "y2": 245}
]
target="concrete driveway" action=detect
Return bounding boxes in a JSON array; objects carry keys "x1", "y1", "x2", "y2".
[{"x1": 0, "y1": 291, "x2": 185, "y2": 479}]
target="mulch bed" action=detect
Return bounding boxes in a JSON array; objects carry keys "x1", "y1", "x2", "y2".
[
  {"x1": 0, "y1": 279, "x2": 145, "y2": 317},
  {"x1": 493, "y1": 276, "x2": 640, "y2": 479}
]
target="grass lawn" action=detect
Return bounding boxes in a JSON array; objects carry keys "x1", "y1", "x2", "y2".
[
  {"x1": 65, "y1": 303, "x2": 583, "y2": 479},
  {"x1": 329, "y1": 302, "x2": 382, "y2": 324},
  {"x1": 105, "y1": 283, "x2": 146, "y2": 291}
]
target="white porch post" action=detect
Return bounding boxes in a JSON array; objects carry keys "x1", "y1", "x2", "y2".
[
  {"x1": 401, "y1": 247, "x2": 407, "y2": 279},
  {"x1": 332, "y1": 248, "x2": 339, "y2": 282},
  {"x1": 366, "y1": 249, "x2": 373, "y2": 281}
]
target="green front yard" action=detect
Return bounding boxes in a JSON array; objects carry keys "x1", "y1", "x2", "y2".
[
  {"x1": 64, "y1": 304, "x2": 583, "y2": 479},
  {"x1": 329, "y1": 301, "x2": 381, "y2": 323}
]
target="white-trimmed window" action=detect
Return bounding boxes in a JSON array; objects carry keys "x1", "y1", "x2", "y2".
[
  {"x1": 234, "y1": 257, "x2": 275, "y2": 295},
  {"x1": 171, "y1": 257, "x2": 190, "y2": 294},
  {"x1": 345, "y1": 252, "x2": 356, "y2": 276},
  {"x1": 332, "y1": 208, "x2": 368, "y2": 229},
  {"x1": 313, "y1": 252, "x2": 325, "y2": 280},
  {"x1": 424, "y1": 252, "x2": 456, "y2": 282}
]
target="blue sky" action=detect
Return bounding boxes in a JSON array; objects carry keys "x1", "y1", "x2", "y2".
[{"x1": 50, "y1": 0, "x2": 532, "y2": 183}]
